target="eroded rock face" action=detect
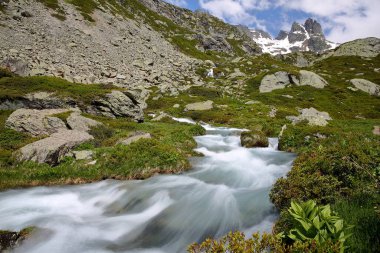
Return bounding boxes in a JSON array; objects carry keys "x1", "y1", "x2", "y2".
[
  {"x1": 350, "y1": 79, "x2": 380, "y2": 96},
  {"x1": 91, "y1": 91, "x2": 144, "y2": 122},
  {"x1": 286, "y1": 107, "x2": 332, "y2": 126},
  {"x1": 240, "y1": 131, "x2": 268, "y2": 148},
  {"x1": 18, "y1": 130, "x2": 93, "y2": 165},
  {"x1": 259, "y1": 71, "x2": 291, "y2": 93},
  {"x1": 298, "y1": 70, "x2": 328, "y2": 89},
  {"x1": 185, "y1": 100, "x2": 214, "y2": 111},
  {"x1": 0, "y1": 92, "x2": 68, "y2": 111},
  {"x1": 5, "y1": 108, "x2": 71, "y2": 137}
]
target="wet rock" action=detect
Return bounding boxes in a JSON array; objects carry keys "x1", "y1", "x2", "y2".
[
  {"x1": 117, "y1": 132, "x2": 151, "y2": 145},
  {"x1": 5, "y1": 108, "x2": 71, "y2": 137},
  {"x1": 240, "y1": 131, "x2": 268, "y2": 148},
  {"x1": 0, "y1": 228, "x2": 34, "y2": 252},
  {"x1": 185, "y1": 100, "x2": 213, "y2": 111},
  {"x1": 18, "y1": 130, "x2": 93, "y2": 165},
  {"x1": 350, "y1": 79, "x2": 380, "y2": 96}
]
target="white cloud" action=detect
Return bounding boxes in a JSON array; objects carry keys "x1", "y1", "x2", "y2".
[
  {"x1": 275, "y1": 0, "x2": 380, "y2": 42},
  {"x1": 198, "y1": 0, "x2": 269, "y2": 30}
]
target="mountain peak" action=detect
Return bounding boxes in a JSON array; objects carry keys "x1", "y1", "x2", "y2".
[
  {"x1": 250, "y1": 18, "x2": 337, "y2": 55},
  {"x1": 304, "y1": 18, "x2": 324, "y2": 36}
]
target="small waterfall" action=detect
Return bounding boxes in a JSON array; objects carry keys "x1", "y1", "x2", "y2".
[{"x1": 268, "y1": 138, "x2": 279, "y2": 150}]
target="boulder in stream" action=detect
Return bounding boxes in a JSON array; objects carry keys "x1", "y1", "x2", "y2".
[{"x1": 240, "y1": 131, "x2": 269, "y2": 148}]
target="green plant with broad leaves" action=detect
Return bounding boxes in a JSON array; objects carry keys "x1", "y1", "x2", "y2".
[{"x1": 286, "y1": 200, "x2": 353, "y2": 252}]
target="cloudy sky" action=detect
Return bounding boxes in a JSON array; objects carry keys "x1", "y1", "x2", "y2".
[{"x1": 164, "y1": 0, "x2": 380, "y2": 43}]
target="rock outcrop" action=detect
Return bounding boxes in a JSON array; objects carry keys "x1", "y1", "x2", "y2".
[
  {"x1": 332, "y1": 37, "x2": 380, "y2": 57},
  {"x1": 18, "y1": 130, "x2": 93, "y2": 165},
  {"x1": 0, "y1": 92, "x2": 69, "y2": 111},
  {"x1": 185, "y1": 101, "x2": 214, "y2": 111},
  {"x1": 259, "y1": 71, "x2": 292, "y2": 93},
  {"x1": 5, "y1": 108, "x2": 71, "y2": 137},
  {"x1": 259, "y1": 70, "x2": 326, "y2": 93},
  {"x1": 91, "y1": 91, "x2": 144, "y2": 122},
  {"x1": 286, "y1": 108, "x2": 332, "y2": 126},
  {"x1": 350, "y1": 79, "x2": 380, "y2": 96}
]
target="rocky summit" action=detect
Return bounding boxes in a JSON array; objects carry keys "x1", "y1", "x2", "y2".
[{"x1": 251, "y1": 18, "x2": 337, "y2": 55}]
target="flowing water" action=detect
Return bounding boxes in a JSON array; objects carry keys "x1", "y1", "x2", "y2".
[{"x1": 0, "y1": 120, "x2": 295, "y2": 253}]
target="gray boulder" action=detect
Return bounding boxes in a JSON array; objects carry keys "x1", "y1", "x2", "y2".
[
  {"x1": 350, "y1": 79, "x2": 380, "y2": 96},
  {"x1": 298, "y1": 70, "x2": 328, "y2": 88},
  {"x1": 67, "y1": 112, "x2": 101, "y2": 132},
  {"x1": 5, "y1": 108, "x2": 71, "y2": 137},
  {"x1": 118, "y1": 131, "x2": 152, "y2": 145},
  {"x1": 259, "y1": 71, "x2": 291, "y2": 93},
  {"x1": 18, "y1": 130, "x2": 93, "y2": 165},
  {"x1": 286, "y1": 107, "x2": 332, "y2": 126},
  {"x1": 92, "y1": 91, "x2": 144, "y2": 122},
  {"x1": 185, "y1": 100, "x2": 213, "y2": 111}
]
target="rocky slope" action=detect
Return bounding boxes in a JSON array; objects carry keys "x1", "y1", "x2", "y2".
[
  {"x1": 0, "y1": 0, "x2": 261, "y2": 94},
  {"x1": 0, "y1": 0, "x2": 205, "y2": 96},
  {"x1": 251, "y1": 18, "x2": 337, "y2": 55}
]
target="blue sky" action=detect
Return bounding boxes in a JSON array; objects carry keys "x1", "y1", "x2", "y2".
[{"x1": 164, "y1": 0, "x2": 380, "y2": 43}]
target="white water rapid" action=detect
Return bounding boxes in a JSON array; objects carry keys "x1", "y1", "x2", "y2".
[{"x1": 0, "y1": 120, "x2": 295, "y2": 253}]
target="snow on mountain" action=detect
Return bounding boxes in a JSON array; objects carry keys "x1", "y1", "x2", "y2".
[{"x1": 251, "y1": 18, "x2": 338, "y2": 55}]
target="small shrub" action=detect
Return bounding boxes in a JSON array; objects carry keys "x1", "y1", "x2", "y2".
[
  {"x1": 88, "y1": 125, "x2": 115, "y2": 147},
  {"x1": 286, "y1": 200, "x2": 352, "y2": 251}
]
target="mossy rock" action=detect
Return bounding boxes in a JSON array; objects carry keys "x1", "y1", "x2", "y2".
[{"x1": 240, "y1": 131, "x2": 268, "y2": 148}]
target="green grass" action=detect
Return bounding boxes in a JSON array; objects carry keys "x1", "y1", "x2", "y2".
[
  {"x1": 66, "y1": 0, "x2": 98, "y2": 22},
  {"x1": 0, "y1": 115, "x2": 205, "y2": 190},
  {"x1": 0, "y1": 76, "x2": 117, "y2": 103},
  {"x1": 36, "y1": 0, "x2": 66, "y2": 20},
  {"x1": 333, "y1": 194, "x2": 380, "y2": 252},
  {"x1": 0, "y1": 111, "x2": 38, "y2": 165}
]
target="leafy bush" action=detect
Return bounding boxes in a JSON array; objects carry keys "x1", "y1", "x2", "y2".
[{"x1": 285, "y1": 200, "x2": 352, "y2": 251}]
